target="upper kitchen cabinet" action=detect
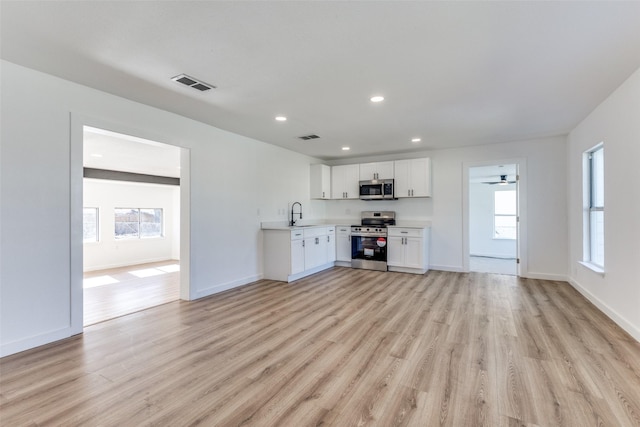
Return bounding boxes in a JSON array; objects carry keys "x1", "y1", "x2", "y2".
[
  {"x1": 331, "y1": 164, "x2": 360, "y2": 199},
  {"x1": 359, "y1": 161, "x2": 394, "y2": 181},
  {"x1": 394, "y1": 158, "x2": 432, "y2": 198},
  {"x1": 310, "y1": 164, "x2": 331, "y2": 200}
]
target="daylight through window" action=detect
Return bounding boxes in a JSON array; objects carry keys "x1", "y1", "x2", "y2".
[
  {"x1": 115, "y1": 208, "x2": 163, "y2": 239},
  {"x1": 494, "y1": 190, "x2": 516, "y2": 240},
  {"x1": 586, "y1": 145, "x2": 604, "y2": 268},
  {"x1": 83, "y1": 207, "x2": 99, "y2": 242}
]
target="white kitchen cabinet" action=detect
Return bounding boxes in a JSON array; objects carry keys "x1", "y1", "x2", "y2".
[
  {"x1": 394, "y1": 158, "x2": 432, "y2": 198},
  {"x1": 291, "y1": 238, "x2": 305, "y2": 275},
  {"x1": 336, "y1": 226, "x2": 352, "y2": 264},
  {"x1": 331, "y1": 164, "x2": 360, "y2": 199},
  {"x1": 310, "y1": 164, "x2": 331, "y2": 200},
  {"x1": 387, "y1": 227, "x2": 430, "y2": 274},
  {"x1": 326, "y1": 227, "x2": 336, "y2": 263},
  {"x1": 359, "y1": 161, "x2": 394, "y2": 181},
  {"x1": 263, "y1": 226, "x2": 336, "y2": 282},
  {"x1": 304, "y1": 226, "x2": 328, "y2": 270}
]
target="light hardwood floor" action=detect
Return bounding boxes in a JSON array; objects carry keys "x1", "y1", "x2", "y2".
[
  {"x1": 83, "y1": 260, "x2": 180, "y2": 326},
  {"x1": 2, "y1": 268, "x2": 639, "y2": 426}
]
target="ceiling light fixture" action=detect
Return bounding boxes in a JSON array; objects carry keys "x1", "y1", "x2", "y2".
[
  {"x1": 370, "y1": 95, "x2": 384, "y2": 103},
  {"x1": 411, "y1": 138, "x2": 421, "y2": 143},
  {"x1": 275, "y1": 116, "x2": 287, "y2": 122},
  {"x1": 342, "y1": 146, "x2": 350, "y2": 151},
  {"x1": 90, "y1": 153, "x2": 103, "y2": 158}
]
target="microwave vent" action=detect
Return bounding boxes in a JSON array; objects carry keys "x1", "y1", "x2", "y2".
[{"x1": 298, "y1": 134, "x2": 320, "y2": 140}]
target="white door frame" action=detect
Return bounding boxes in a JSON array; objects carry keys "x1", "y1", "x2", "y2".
[
  {"x1": 462, "y1": 158, "x2": 527, "y2": 276},
  {"x1": 70, "y1": 113, "x2": 191, "y2": 334}
]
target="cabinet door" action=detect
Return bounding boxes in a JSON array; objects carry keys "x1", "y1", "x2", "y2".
[
  {"x1": 403, "y1": 237, "x2": 424, "y2": 269},
  {"x1": 310, "y1": 164, "x2": 330, "y2": 199},
  {"x1": 386, "y1": 236, "x2": 405, "y2": 266},
  {"x1": 344, "y1": 164, "x2": 360, "y2": 199},
  {"x1": 327, "y1": 233, "x2": 336, "y2": 263},
  {"x1": 304, "y1": 236, "x2": 327, "y2": 269},
  {"x1": 359, "y1": 163, "x2": 378, "y2": 180},
  {"x1": 291, "y1": 239, "x2": 305, "y2": 274},
  {"x1": 331, "y1": 165, "x2": 346, "y2": 199},
  {"x1": 394, "y1": 160, "x2": 411, "y2": 198},
  {"x1": 336, "y1": 229, "x2": 352, "y2": 262},
  {"x1": 360, "y1": 161, "x2": 394, "y2": 180},
  {"x1": 376, "y1": 161, "x2": 395, "y2": 180},
  {"x1": 409, "y1": 158, "x2": 432, "y2": 197}
]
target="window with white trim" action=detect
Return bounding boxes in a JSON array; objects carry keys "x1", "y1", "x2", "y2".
[
  {"x1": 115, "y1": 208, "x2": 163, "y2": 239},
  {"x1": 83, "y1": 207, "x2": 99, "y2": 242},
  {"x1": 585, "y1": 145, "x2": 604, "y2": 268},
  {"x1": 494, "y1": 190, "x2": 517, "y2": 239}
]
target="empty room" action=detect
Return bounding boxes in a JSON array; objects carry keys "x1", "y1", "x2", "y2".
[{"x1": 1, "y1": 2, "x2": 639, "y2": 426}]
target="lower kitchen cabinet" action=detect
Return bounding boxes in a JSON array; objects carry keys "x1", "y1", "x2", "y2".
[
  {"x1": 335, "y1": 226, "x2": 352, "y2": 266},
  {"x1": 387, "y1": 227, "x2": 430, "y2": 274},
  {"x1": 263, "y1": 226, "x2": 336, "y2": 282},
  {"x1": 326, "y1": 227, "x2": 336, "y2": 263}
]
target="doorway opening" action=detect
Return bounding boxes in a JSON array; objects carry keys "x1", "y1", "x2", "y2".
[
  {"x1": 82, "y1": 126, "x2": 182, "y2": 325},
  {"x1": 468, "y1": 164, "x2": 519, "y2": 275}
]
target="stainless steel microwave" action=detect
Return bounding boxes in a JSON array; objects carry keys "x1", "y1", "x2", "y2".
[{"x1": 359, "y1": 179, "x2": 395, "y2": 200}]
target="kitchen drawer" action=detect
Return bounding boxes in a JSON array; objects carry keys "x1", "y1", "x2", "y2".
[
  {"x1": 291, "y1": 230, "x2": 304, "y2": 240},
  {"x1": 336, "y1": 226, "x2": 351, "y2": 234},
  {"x1": 387, "y1": 227, "x2": 424, "y2": 238}
]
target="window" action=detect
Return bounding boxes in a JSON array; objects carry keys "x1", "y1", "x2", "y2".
[
  {"x1": 585, "y1": 145, "x2": 604, "y2": 268},
  {"x1": 83, "y1": 207, "x2": 99, "y2": 242},
  {"x1": 494, "y1": 190, "x2": 516, "y2": 239},
  {"x1": 115, "y1": 208, "x2": 163, "y2": 239}
]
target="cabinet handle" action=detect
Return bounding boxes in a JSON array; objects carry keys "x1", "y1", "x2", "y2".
[
  {"x1": 315, "y1": 237, "x2": 319, "y2": 244},
  {"x1": 322, "y1": 191, "x2": 325, "y2": 198},
  {"x1": 408, "y1": 189, "x2": 411, "y2": 196},
  {"x1": 401, "y1": 231, "x2": 408, "y2": 234},
  {"x1": 327, "y1": 236, "x2": 330, "y2": 243},
  {"x1": 302, "y1": 240, "x2": 305, "y2": 247}
]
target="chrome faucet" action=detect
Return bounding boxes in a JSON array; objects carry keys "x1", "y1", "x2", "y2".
[{"x1": 290, "y1": 202, "x2": 303, "y2": 226}]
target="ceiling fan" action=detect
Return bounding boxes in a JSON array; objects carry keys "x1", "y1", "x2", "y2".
[{"x1": 481, "y1": 174, "x2": 516, "y2": 185}]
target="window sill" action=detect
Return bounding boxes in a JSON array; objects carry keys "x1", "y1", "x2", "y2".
[{"x1": 579, "y1": 261, "x2": 605, "y2": 277}]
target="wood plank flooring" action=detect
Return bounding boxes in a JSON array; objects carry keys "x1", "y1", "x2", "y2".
[
  {"x1": 83, "y1": 260, "x2": 180, "y2": 326},
  {"x1": 2, "y1": 268, "x2": 639, "y2": 426}
]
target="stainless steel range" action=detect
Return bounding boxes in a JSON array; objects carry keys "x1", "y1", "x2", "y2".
[{"x1": 351, "y1": 211, "x2": 396, "y2": 271}]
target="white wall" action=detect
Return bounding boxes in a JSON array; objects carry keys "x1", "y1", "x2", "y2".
[
  {"x1": 0, "y1": 60, "x2": 323, "y2": 356},
  {"x1": 83, "y1": 179, "x2": 179, "y2": 271},
  {"x1": 469, "y1": 182, "x2": 517, "y2": 258},
  {"x1": 567, "y1": 66, "x2": 640, "y2": 341},
  {"x1": 326, "y1": 136, "x2": 568, "y2": 277}
]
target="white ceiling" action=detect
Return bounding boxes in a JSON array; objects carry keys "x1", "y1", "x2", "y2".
[
  {"x1": 84, "y1": 127, "x2": 181, "y2": 178},
  {"x1": 3, "y1": 1, "x2": 640, "y2": 161}
]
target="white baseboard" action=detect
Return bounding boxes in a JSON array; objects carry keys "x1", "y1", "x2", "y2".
[
  {"x1": 84, "y1": 257, "x2": 178, "y2": 272},
  {"x1": 1, "y1": 326, "x2": 75, "y2": 358},
  {"x1": 522, "y1": 272, "x2": 568, "y2": 281},
  {"x1": 192, "y1": 273, "x2": 263, "y2": 300},
  {"x1": 568, "y1": 278, "x2": 640, "y2": 342},
  {"x1": 428, "y1": 264, "x2": 464, "y2": 273},
  {"x1": 470, "y1": 253, "x2": 516, "y2": 259}
]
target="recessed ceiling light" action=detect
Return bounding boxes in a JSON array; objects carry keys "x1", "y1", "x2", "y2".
[
  {"x1": 370, "y1": 96, "x2": 384, "y2": 103},
  {"x1": 90, "y1": 153, "x2": 103, "y2": 158},
  {"x1": 275, "y1": 116, "x2": 287, "y2": 121},
  {"x1": 411, "y1": 138, "x2": 421, "y2": 143},
  {"x1": 342, "y1": 146, "x2": 350, "y2": 151}
]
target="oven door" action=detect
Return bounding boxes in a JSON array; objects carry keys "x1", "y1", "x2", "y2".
[{"x1": 351, "y1": 234, "x2": 387, "y2": 264}]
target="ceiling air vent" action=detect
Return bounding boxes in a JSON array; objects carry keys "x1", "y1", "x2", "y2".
[
  {"x1": 171, "y1": 74, "x2": 215, "y2": 92},
  {"x1": 298, "y1": 134, "x2": 320, "y2": 140}
]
